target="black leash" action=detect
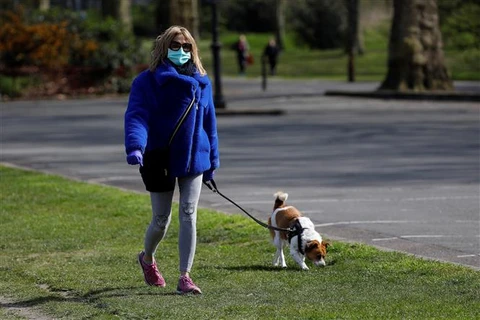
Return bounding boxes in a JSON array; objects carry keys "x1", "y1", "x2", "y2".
[{"x1": 203, "y1": 179, "x2": 292, "y2": 233}]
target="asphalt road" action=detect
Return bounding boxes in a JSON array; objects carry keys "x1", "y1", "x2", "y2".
[{"x1": 1, "y1": 78, "x2": 479, "y2": 270}]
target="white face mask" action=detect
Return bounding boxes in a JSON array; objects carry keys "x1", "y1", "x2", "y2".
[{"x1": 167, "y1": 48, "x2": 191, "y2": 66}]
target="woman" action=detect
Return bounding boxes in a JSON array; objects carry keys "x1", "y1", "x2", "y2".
[
  {"x1": 234, "y1": 34, "x2": 250, "y2": 75},
  {"x1": 124, "y1": 25, "x2": 220, "y2": 295}
]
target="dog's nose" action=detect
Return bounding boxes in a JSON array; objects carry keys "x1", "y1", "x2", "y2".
[{"x1": 316, "y1": 259, "x2": 326, "y2": 267}]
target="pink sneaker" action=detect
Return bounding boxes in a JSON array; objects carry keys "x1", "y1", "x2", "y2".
[
  {"x1": 176, "y1": 275, "x2": 202, "y2": 295},
  {"x1": 138, "y1": 251, "x2": 166, "y2": 287}
]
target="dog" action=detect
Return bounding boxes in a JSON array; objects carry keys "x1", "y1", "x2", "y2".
[{"x1": 268, "y1": 191, "x2": 329, "y2": 270}]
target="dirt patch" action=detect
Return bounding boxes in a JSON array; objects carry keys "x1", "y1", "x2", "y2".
[{"x1": 1, "y1": 296, "x2": 53, "y2": 320}]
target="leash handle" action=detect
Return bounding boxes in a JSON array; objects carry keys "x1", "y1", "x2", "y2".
[
  {"x1": 203, "y1": 179, "x2": 292, "y2": 233},
  {"x1": 204, "y1": 179, "x2": 218, "y2": 193}
]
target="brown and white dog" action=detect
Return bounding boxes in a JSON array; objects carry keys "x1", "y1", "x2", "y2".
[{"x1": 268, "y1": 191, "x2": 329, "y2": 270}]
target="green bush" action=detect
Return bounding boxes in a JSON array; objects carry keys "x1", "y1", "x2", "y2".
[
  {"x1": 0, "y1": 6, "x2": 149, "y2": 97},
  {"x1": 441, "y1": 3, "x2": 480, "y2": 50},
  {"x1": 31, "y1": 7, "x2": 146, "y2": 71},
  {"x1": 288, "y1": 0, "x2": 347, "y2": 49},
  {"x1": 0, "y1": 7, "x2": 71, "y2": 68},
  {"x1": 219, "y1": 0, "x2": 276, "y2": 32}
]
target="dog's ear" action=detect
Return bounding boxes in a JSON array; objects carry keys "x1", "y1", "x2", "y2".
[
  {"x1": 322, "y1": 241, "x2": 331, "y2": 249},
  {"x1": 306, "y1": 241, "x2": 319, "y2": 250}
]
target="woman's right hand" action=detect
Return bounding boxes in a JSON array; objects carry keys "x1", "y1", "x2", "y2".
[{"x1": 127, "y1": 150, "x2": 143, "y2": 166}]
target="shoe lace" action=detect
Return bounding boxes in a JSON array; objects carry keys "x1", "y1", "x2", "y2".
[
  {"x1": 144, "y1": 262, "x2": 160, "y2": 278},
  {"x1": 180, "y1": 276, "x2": 195, "y2": 288}
]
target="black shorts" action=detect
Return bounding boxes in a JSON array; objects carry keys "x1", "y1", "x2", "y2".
[{"x1": 139, "y1": 148, "x2": 175, "y2": 192}]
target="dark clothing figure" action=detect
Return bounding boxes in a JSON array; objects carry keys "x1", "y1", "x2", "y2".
[{"x1": 263, "y1": 39, "x2": 280, "y2": 75}]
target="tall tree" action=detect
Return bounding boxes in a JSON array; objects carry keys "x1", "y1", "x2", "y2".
[
  {"x1": 346, "y1": 0, "x2": 359, "y2": 82},
  {"x1": 155, "y1": 0, "x2": 170, "y2": 35},
  {"x1": 102, "y1": 0, "x2": 133, "y2": 34},
  {"x1": 275, "y1": 0, "x2": 286, "y2": 50},
  {"x1": 37, "y1": 0, "x2": 50, "y2": 11},
  {"x1": 379, "y1": 0, "x2": 453, "y2": 91},
  {"x1": 169, "y1": 0, "x2": 199, "y2": 40}
]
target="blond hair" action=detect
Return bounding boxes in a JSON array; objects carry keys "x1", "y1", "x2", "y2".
[{"x1": 149, "y1": 25, "x2": 206, "y2": 76}]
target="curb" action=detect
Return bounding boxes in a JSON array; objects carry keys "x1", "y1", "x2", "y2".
[
  {"x1": 325, "y1": 90, "x2": 480, "y2": 102},
  {"x1": 215, "y1": 108, "x2": 285, "y2": 116}
]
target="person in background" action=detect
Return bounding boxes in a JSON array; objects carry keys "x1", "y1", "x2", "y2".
[
  {"x1": 263, "y1": 38, "x2": 280, "y2": 76},
  {"x1": 234, "y1": 34, "x2": 250, "y2": 75},
  {"x1": 124, "y1": 25, "x2": 220, "y2": 295}
]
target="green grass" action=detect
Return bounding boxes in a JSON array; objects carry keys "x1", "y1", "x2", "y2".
[
  {"x1": 0, "y1": 75, "x2": 36, "y2": 99},
  {"x1": 193, "y1": 26, "x2": 480, "y2": 81},
  {"x1": 196, "y1": 30, "x2": 390, "y2": 81},
  {"x1": 1, "y1": 165, "x2": 479, "y2": 319}
]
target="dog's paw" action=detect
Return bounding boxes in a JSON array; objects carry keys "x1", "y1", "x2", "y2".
[{"x1": 301, "y1": 265, "x2": 309, "y2": 271}]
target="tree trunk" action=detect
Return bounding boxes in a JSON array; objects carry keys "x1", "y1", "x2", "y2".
[
  {"x1": 155, "y1": 0, "x2": 170, "y2": 35},
  {"x1": 379, "y1": 0, "x2": 453, "y2": 91},
  {"x1": 169, "y1": 0, "x2": 199, "y2": 40},
  {"x1": 37, "y1": 0, "x2": 50, "y2": 11},
  {"x1": 101, "y1": 0, "x2": 116, "y2": 18},
  {"x1": 102, "y1": 0, "x2": 133, "y2": 34},
  {"x1": 346, "y1": 0, "x2": 363, "y2": 55},
  {"x1": 275, "y1": 0, "x2": 286, "y2": 50},
  {"x1": 118, "y1": 0, "x2": 132, "y2": 34},
  {"x1": 346, "y1": 0, "x2": 359, "y2": 82}
]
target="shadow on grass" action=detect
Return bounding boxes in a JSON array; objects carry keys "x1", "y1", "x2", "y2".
[
  {"x1": 1, "y1": 286, "x2": 179, "y2": 310},
  {"x1": 212, "y1": 264, "x2": 305, "y2": 272},
  {"x1": 207, "y1": 259, "x2": 338, "y2": 272}
]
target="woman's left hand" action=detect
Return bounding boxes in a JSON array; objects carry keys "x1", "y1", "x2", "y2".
[{"x1": 202, "y1": 169, "x2": 215, "y2": 182}]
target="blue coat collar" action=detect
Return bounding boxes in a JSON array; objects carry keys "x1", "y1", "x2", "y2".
[{"x1": 152, "y1": 61, "x2": 209, "y2": 87}]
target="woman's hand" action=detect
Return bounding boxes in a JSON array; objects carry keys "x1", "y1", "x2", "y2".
[{"x1": 127, "y1": 150, "x2": 143, "y2": 166}]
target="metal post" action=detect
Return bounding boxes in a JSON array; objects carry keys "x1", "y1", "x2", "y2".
[
  {"x1": 261, "y1": 55, "x2": 267, "y2": 91},
  {"x1": 210, "y1": 0, "x2": 226, "y2": 109}
]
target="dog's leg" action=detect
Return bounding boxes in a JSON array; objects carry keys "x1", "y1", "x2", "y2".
[
  {"x1": 273, "y1": 234, "x2": 287, "y2": 268},
  {"x1": 272, "y1": 233, "x2": 280, "y2": 266},
  {"x1": 278, "y1": 240, "x2": 287, "y2": 268},
  {"x1": 290, "y1": 244, "x2": 309, "y2": 270}
]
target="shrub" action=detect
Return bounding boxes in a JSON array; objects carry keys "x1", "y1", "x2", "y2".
[
  {"x1": 0, "y1": 6, "x2": 148, "y2": 97},
  {"x1": 287, "y1": 0, "x2": 347, "y2": 49},
  {"x1": 0, "y1": 7, "x2": 71, "y2": 68},
  {"x1": 440, "y1": 2, "x2": 480, "y2": 50}
]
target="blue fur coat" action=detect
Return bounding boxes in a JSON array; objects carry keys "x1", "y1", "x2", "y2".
[{"x1": 124, "y1": 62, "x2": 219, "y2": 178}]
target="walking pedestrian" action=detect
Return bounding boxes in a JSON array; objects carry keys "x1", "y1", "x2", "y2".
[
  {"x1": 124, "y1": 25, "x2": 220, "y2": 295},
  {"x1": 263, "y1": 38, "x2": 280, "y2": 75},
  {"x1": 234, "y1": 34, "x2": 250, "y2": 75}
]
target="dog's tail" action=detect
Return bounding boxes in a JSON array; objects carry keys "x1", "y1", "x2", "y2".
[{"x1": 273, "y1": 191, "x2": 288, "y2": 210}]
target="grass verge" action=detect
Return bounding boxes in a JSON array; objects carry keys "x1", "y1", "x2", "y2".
[
  {"x1": 195, "y1": 29, "x2": 480, "y2": 81},
  {"x1": 1, "y1": 165, "x2": 479, "y2": 319}
]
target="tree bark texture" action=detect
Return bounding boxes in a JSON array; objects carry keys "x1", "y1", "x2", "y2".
[
  {"x1": 275, "y1": 0, "x2": 286, "y2": 50},
  {"x1": 169, "y1": 0, "x2": 199, "y2": 40},
  {"x1": 118, "y1": 0, "x2": 133, "y2": 34},
  {"x1": 346, "y1": 0, "x2": 363, "y2": 55},
  {"x1": 102, "y1": 0, "x2": 133, "y2": 34},
  {"x1": 38, "y1": 0, "x2": 50, "y2": 11},
  {"x1": 347, "y1": 0, "x2": 359, "y2": 82},
  {"x1": 379, "y1": 0, "x2": 453, "y2": 91}
]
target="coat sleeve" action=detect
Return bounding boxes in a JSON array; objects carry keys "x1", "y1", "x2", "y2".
[
  {"x1": 124, "y1": 76, "x2": 150, "y2": 154},
  {"x1": 203, "y1": 84, "x2": 220, "y2": 170}
]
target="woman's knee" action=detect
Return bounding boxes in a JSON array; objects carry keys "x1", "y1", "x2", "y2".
[
  {"x1": 153, "y1": 213, "x2": 171, "y2": 230},
  {"x1": 180, "y1": 201, "x2": 197, "y2": 222}
]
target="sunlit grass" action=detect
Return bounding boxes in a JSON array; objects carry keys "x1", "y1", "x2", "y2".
[
  {"x1": 1, "y1": 165, "x2": 479, "y2": 319},
  {"x1": 194, "y1": 24, "x2": 479, "y2": 81}
]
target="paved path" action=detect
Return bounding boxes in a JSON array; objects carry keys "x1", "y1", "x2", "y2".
[{"x1": 1, "y1": 78, "x2": 479, "y2": 269}]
